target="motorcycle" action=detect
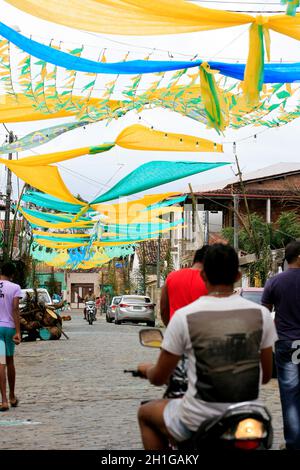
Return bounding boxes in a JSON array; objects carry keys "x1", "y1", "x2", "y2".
[
  {"x1": 85, "y1": 301, "x2": 96, "y2": 325},
  {"x1": 124, "y1": 328, "x2": 273, "y2": 451}
]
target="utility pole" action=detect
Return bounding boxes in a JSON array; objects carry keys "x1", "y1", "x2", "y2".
[
  {"x1": 204, "y1": 210, "x2": 209, "y2": 244},
  {"x1": 188, "y1": 183, "x2": 204, "y2": 246},
  {"x1": 233, "y1": 194, "x2": 239, "y2": 251},
  {"x1": 3, "y1": 130, "x2": 14, "y2": 261},
  {"x1": 156, "y1": 233, "x2": 161, "y2": 288}
]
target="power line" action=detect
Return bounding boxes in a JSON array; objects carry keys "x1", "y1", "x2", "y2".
[{"x1": 27, "y1": 148, "x2": 111, "y2": 188}]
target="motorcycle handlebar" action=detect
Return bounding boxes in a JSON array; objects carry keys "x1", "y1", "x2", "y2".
[{"x1": 123, "y1": 369, "x2": 143, "y2": 377}]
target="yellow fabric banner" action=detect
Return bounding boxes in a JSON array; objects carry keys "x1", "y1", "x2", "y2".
[
  {"x1": 0, "y1": 94, "x2": 121, "y2": 122},
  {"x1": 116, "y1": 124, "x2": 223, "y2": 152},
  {"x1": 0, "y1": 147, "x2": 91, "y2": 167},
  {"x1": 4, "y1": 0, "x2": 251, "y2": 35},
  {"x1": 32, "y1": 230, "x2": 91, "y2": 238},
  {"x1": 92, "y1": 193, "x2": 178, "y2": 219},
  {"x1": 6, "y1": 1, "x2": 300, "y2": 107},
  {"x1": 20, "y1": 208, "x2": 92, "y2": 229},
  {"x1": 5, "y1": 0, "x2": 300, "y2": 41},
  {"x1": 4, "y1": 162, "x2": 83, "y2": 204}
]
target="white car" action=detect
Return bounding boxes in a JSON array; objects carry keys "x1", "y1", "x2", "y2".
[{"x1": 20, "y1": 288, "x2": 52, "y2": 308}]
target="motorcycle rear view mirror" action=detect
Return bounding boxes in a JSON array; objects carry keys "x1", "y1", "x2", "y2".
[{"x1": 139, "y1": 329, "x2": 163, "y2": 348}]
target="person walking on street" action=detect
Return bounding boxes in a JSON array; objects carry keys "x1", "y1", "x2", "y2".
[
  {"x1": 160, "y1": 246, "x2": 209, "y2": 327},
  {"x1": 262, "y1": 240, "x2": 300, "y2": 450},
  {"x1": 0, "y1": 262, "x2": 22, "y2": 411}
]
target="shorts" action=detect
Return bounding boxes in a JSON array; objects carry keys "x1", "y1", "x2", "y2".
[
  {"x1": 163, "y1": 398, "x2": 194, "y2": 442},
  {"x1": 0, "y1": 327, "x2": 16, "y2": 364}
]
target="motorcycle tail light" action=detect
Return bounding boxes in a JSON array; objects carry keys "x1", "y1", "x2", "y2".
[
  {"x1": 234, "y1": 439, "x2": 260, "y2": 450},
  {"x1": 112, "y1": 305, "x2": 116, "y2": 310},
  {"x1": 234, "y1": 419, "x2": 265, "y2": 439}
]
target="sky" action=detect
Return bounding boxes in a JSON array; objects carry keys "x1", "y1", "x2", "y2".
[{"x1": 1, "y1": 0, "x2": 300, "y2": 204}]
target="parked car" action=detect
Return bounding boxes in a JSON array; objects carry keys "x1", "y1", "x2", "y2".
[
  {"x1": 239, "y1": 287, "x2": 264, "y2": 305},
  {"x1": 238, "y1": 287, "x2": 277, "y2": 378},
  {"x1": 20, "y1": 288, "x2": 52, "y2": 308},
  {"x1": 106, "y1": 296, "x2": 122, "y2": 323},
  {"x1": 114, "y1": 295, "x2": 155, "y2": 327}
]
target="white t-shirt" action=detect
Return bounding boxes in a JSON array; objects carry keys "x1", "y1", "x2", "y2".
[{"x1": 162, "y1": 293, "x2": 277, "y2": 431}]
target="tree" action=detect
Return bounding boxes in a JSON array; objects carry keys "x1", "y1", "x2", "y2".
[
  {"x1": 222, "y1": 211, "x2": 300, "y2": 285},
  {"x1": 46, "y1": 268, "x2": 59, "y2": 297},
  {"x1": 161, "y1": 242, "x2": 174, "y2": 281},
  {"x1": 136, "y1": 242, "x2": 149, "y2": 294},
  {"x1": 107, "y1": 259, "x2": 118, "y2": 297},
  {"x1": 120, "y1": 255, "x2": 132, "y2": 294},
  {"x1": 272, "y1": 212, "x2": 300, "y2": 248}
]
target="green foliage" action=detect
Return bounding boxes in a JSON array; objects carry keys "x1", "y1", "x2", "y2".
[
  {"x1": 46, "y1": 269, "x2": 59, "y2": 297},
  {"x1": 272, "y1": 212, "x2": 300, "y2": 248},
  {"x1": 221, "y1": 211, "x2": 300, "y2": 286},
  {"x1": 107, "y1": 260, "x2": 118, "y2": 297},
  {"x1": 222, "y1": 211, "x2": 300, "y2": 254},
  {"x1": 120, "y1": 255, "x2": 132, "y2": 294},
  {"x1": 221, "y1": 227, "x2": 234, "y2": 247},
  {"x1": 161, "y1": 243, "x2": 175, "y2": 281},
  {"x1": 136, "y1": 242, "x2": 149, "y2": 295}
]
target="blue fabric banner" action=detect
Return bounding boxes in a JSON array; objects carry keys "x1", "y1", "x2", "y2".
[{"x1": 2, "y1": 21, "x2": 300, "y2": 82}]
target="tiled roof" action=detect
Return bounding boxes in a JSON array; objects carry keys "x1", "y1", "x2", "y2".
[
  {"x1": 183, "y1": 162, "x2": 300, "y2": 194},
  {"x1": 136, "y1": 239, "x2": 170, "y2": 265},
  {"x1": 194, "y1": 188, "x2": 300, "y2": 198}
]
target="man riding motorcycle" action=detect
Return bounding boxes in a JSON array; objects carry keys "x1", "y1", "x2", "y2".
[
  {"x1": 84, "y1": 289, "x2": 96, "y2": 320},
  {"x1": 137, "y1": 244, "x2": 277, "y2": 450}
]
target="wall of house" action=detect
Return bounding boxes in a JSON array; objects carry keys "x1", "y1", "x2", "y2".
[
  {"x1": 66, "y1": 272, "x2": 100, "y2": 308},
  {"x1": 226, "y1": 198, "x2": 300, "y2": 227},
  {"x1": 36, "y1": 272, "x2": 66, "y2": 292},
  {"x1": 245, "y1": 174, "x2": 300, "y2": 192}
]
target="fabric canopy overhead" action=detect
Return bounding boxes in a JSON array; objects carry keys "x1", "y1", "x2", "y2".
[
  {"x1": 23, "y1": 190, "x2": 178, "y2": 214},
  {"x1": 7, "y1": 1, "x2": 300, "y2": 106},
  {"x1": 22, "y1": 191, "x2": 84, "y2": 213},
  {"x1": 0, "y1": 94, "x2": 122, "y2": 123},
  {"x1": 0, "y1": 144, "x2": 114, "y2": 165},
  {"x1": 0, "y1": 121, "x2": 90, "y2": 154},
  {"x1": 0, "y1": 124, "x2": 222, "y2": 157},
  {"x1": 19, "y1": 208, "x2": 93, "y2": 229},
  {"x1": 22, "y1": 207, "x2": 92, "y2": 224},
  {"x1": 116, "y1": 125, "x2": 223, "y2": 153},
  {"x1": 2, "y1": 21, "x2": 300, "y2": 83},
  {"x1": 4, "y1": 161, "x2": 83, "y2": 205},
  {"x1": 4, "y1": 1, "x2": 300, "y2": 40},
  {"x1": 91, "y1": 161, "x2": 229, "y2": 204},
  {"x1": 0, "y1": 80, "x2": 298, "y2": 133},
  {"x1": 3, "y1": 0, "x2": 252, "y2": 35},
  {"x1": 92, "y1": 193, "x2": 179, "y2": 217}
]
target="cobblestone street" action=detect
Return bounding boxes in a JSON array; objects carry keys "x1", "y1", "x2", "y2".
[{"x1": 1, "y1": 312, "x2": 284, "y2": 450}]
